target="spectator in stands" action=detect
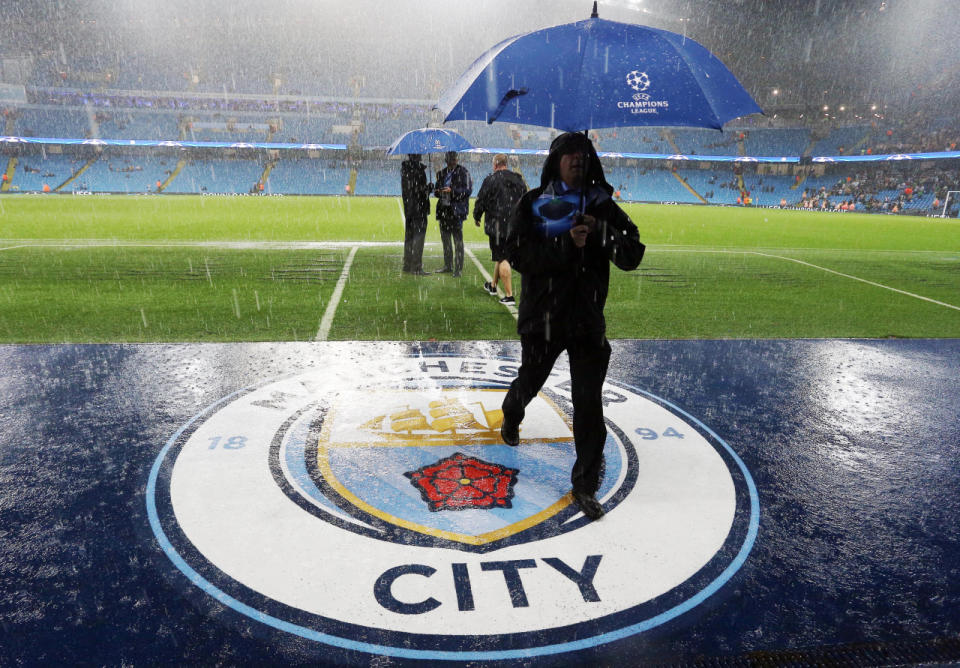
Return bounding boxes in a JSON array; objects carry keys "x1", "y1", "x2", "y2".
[
  {"x1": 434, "y1": 152, "x2": 472, "y2": 277},
  {"x1": 498, "y1": 132, "x2": 645, "y2": 521},
  {"x1": 473, "y1": 154, "x2": 526, "y2": 303},
  {"x1": 400, "y1": 154, "x2": 431, "y2": 276}
]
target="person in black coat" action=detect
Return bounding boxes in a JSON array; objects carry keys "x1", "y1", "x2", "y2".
[
  {"x1": 434, "y1": 151, "x2": 472, "y2": 277},
  {"x1": 499, "y1": 131, "x2": 645, "y2": 521},
  {"x1": 400, "y1": 154, "x2": 431, "y2": 275},
  {"x1": 473, "y1": 153, "x2": 527, "y2": 303}
]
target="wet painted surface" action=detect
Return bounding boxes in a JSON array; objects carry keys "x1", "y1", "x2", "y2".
[{"x1": 1, "y1": 340, "x2": 959, "y2": 666}]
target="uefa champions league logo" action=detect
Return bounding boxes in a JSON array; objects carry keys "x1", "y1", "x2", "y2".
[
  {"x1": 147, "y1": 351, "x2": 758, "y2": 661},
  {"x1": 626, "y1": 70, "x2": 651, "y2": 92},
  {"x1": 619, "y1": 70, "x2": 668, "y2": 115}
]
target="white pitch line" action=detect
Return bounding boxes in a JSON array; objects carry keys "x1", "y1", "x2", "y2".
[
  {"x1": 0, "y1": 240, "x2": 402, "y2": 250},
  {"x1": 315, "y1": 245, "x2": 359, "y2": 341},
  {"x1": 465, "y1": 247, "x2": 518, "y2": 319},
  {"x1": 645, "y1": 246, "x2": 960, "y2": 312},
  {"x1": 749, "y1": 251, "x2": 960, "y2": 312}
]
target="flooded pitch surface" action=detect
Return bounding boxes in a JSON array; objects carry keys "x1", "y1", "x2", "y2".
[{"x1": 1, "y1": 340, "x2": 959, "y2": 666}]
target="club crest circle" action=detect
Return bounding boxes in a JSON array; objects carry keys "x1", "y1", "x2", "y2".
[{"x1": 148, "y1": 352, "x2": 758, "y2": 661}]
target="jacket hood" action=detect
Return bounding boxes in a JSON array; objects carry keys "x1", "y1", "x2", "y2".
[{"x1": 539, "y1": 132, "x2": 612, "y2": 195}]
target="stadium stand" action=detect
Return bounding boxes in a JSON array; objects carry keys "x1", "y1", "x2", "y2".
[
  {"x1": 606, "y1": 166, "x2": 699, "y2": 203},
  {"x1": 593, "y1": 127, "x2": 667, "y2": 154},
  {"x1": 266, "y1": 158, "x2": 351, "y2": 195},
  {"x1": 70, "y1": 155, "x2": 168, "y2": 193},
  {"x1": 671, "y1": 129, "x2": 741, "y2": 156},
  {"x1": 93, "y1": 111, "x2": 181, "y2": 141},
  {"x1": 278, "y1": 115, "x2": 338, "y2": 144},
  {"x1": 7, "y1": 154, "x2": 81, "y2": 192},
  {"x1": 164, "y1": 159, "x2": 266, "y2": 195},
  {"x1": 2, "y1": 83, "x2": 956, "y2": 216},
  {"x1": 15, "y1": 107, "x2": 90, "y2": 138},
  {"x1": 355, "y1": 161, "x2": 400, "y2": 196},
  {"x1": 810, "y1": 126, "x2": 872, "y2": 156},
  {"x1": 743, "y1": 129, "x2": 810, "y2": 157}
]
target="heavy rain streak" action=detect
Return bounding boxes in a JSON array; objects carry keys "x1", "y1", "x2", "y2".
[
  {"x1": 3, "y1": 2, "x2": 960, "y2": 667},
  {"x1": 0, "y1": 0, "x2": 957, "y2": 345},
  {"x1": 1, "y1": 0, "x2": 957, "y2": 106}
]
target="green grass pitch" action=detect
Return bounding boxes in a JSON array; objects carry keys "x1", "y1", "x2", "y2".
[{"x1": 0, "y1": 194, "x2": 958, "y2": 342}]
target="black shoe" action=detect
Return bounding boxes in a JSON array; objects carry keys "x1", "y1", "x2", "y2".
[
  {"x1": 435, "y1": 267, "x2": 453, "y2": 274},
  {"x1": 572, "y1": 490, "x2": 605, "y2": 521},
  {"x1": 411, "y1": 269, "x2": 431, "y2": 276},
  {"x1": 483, "y1": 281, "x2": 497, "y2": 295},
  {"x1": 452, "y1": 271, "x2": 461, "y2": 278},
  {"x1": 499, "y1": 295, "x2": 515, "y2": 304},
  {"x1": 500, "y1": 416, "x2": 520, "y2": 446}
]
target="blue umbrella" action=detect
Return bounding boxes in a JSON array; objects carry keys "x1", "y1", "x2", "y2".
[
  {"x1": 386, "y1": 127, "x2": 474, "y2": 155},
  {"x1": 437, "y1": 3, "x2": 761, "y2": 132}
]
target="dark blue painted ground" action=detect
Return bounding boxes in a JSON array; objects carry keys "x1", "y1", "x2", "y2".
[{"x1": 2, "y1": 340, "x2": 959, "y2": 666}]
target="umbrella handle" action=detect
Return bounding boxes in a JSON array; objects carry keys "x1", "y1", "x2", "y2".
[{"x1": 579, "y1": 129, "x2": 589, "y2": 215}]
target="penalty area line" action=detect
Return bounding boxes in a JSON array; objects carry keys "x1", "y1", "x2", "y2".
[{"x1": 316, "y1": 245, "x2": 359, "y2": 341}]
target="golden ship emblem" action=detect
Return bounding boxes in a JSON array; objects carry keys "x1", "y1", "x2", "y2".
[{"x1": 359, "y1": 398, "x2": 505, "y2": 446}]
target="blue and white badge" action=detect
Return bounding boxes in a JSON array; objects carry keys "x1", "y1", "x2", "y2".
[
  {"x1": 531, "y1": 191, "x2": 582, "y2": 238},
  {"x1": 147, "y1": 350, "x2": 759, "y2": 662}
]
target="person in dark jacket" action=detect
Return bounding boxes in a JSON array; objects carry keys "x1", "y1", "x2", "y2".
[
  {"x1": 400, "y1": 154, "x2": 431, "y2": 275},
  {"x1": 500, "y1": 131, "x2": 645, "y2": 521},
  {"x1": 434, "y1": 151, "x2": 472, "y2": 277},
  {"x1": 473, "y1": 153, "x2": 527, "y2": 303}
]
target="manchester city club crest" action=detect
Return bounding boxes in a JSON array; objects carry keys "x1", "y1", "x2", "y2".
[{"x1": 147, "y1": 350, "x2": 758, "y2": 662}]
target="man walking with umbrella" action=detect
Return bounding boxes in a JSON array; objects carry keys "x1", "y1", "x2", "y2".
[
  {"x1": 434, "y1": 151, "x2": 472, "y2": 277},
  {"x1": 499, "y1": 132, "x2": 645, "y2": 521},
  {"x1": 400, "y1": 154, "x2": 431, "y2": 275},
  {"x1": 473, "y1": 154, "x2": 526, "y2": 303}
]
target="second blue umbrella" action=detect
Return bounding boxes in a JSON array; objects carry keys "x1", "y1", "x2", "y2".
[{"x1": 386, "y1": 128, "x2": 474, "y2": 155}]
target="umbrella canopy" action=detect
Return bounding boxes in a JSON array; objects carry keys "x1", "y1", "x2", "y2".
[
  {"x1": 436, "y1": 4, "x2": 761, "y2": 132},
  {"x1": 386, "y1": 127, "x2": 474, "y2": 155}
]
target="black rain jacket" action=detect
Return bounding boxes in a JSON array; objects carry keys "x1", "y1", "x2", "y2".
[
  {"x1": 505, "y1": 133, "x2": 645, "y2": 339},
  {"x1": 400, "y1": 158, "x2": 430, "y2": 229},
  {"x1": 473, "y1": 169, "x2": 527, "y2": 243}
]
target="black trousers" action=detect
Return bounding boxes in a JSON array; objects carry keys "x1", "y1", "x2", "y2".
[
  {"x1": 502, "y1": 332, "x2": 612, "y2": 494},
  {"x1": 438, "y1": 219, "x2": 464, "y2": 273},
  {"x1": 402, "y1": 223, "x2": 426, "y2": 272}
]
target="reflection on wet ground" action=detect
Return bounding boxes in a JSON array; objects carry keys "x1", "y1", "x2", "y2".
[{"x1": 0, "y1": 339, "x2": 958, "y2": 666}]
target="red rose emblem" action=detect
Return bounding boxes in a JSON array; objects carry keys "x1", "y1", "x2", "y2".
[{"x1": 405, "y1": 453, "x2": 518, "y2": 512}]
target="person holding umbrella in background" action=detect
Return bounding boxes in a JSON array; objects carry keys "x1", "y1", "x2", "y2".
[
  {"x1": 434, "y1": 151, "x2": 472, "y2": 277},
  {"x1": 400, "y1": 153, "x2": 431, "y2": 275},
  {"x1": 387, "y1": 128, "x2": 475, "y2": 276},
  {"x1": 473, "y1": 153, "x2": 526, "y2": 303},
  {"x1": 499, "y1": 131, "x2": 645, "y2": 521}
]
